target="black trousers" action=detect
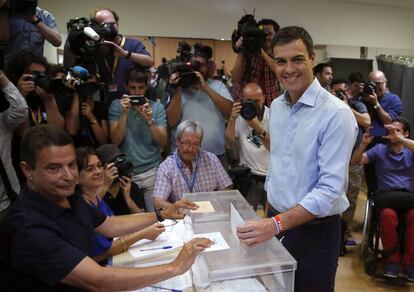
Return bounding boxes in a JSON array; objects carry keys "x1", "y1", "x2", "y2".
[{"x1": 268, "y1": 207, "x2": 341, "y2": 292}]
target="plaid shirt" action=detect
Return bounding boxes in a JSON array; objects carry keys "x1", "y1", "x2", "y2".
[
  {"x1": 231, "y1": 54, "x2": 280, "y2": 107},
  {"x1": 153, "y1": 150, "x2": 233, "y2": 203}
]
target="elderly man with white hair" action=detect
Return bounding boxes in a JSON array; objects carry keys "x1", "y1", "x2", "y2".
[{"x1": 153, "y1": 120, "x2": 233, "y2": 208}]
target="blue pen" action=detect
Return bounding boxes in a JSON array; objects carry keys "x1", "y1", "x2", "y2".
[
  {"x1": 150, "y1": 286, "x2": 182, "y2": 292},
  {"x1": 140, "y1": 245, "x2": 173, "y2": 251}
]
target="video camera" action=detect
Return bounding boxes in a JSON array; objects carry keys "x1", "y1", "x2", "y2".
[
  {"x1": 231, "y1": 14, "x2": 267, "y2": 57},
  {"x1": 64, "y1": 17, "x2": 114, "y2": 82},
  {"x1": 158, "y1": 42, "x2": 204, "y2": 88}
]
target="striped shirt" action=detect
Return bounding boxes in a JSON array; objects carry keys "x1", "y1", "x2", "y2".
[{"x1": 153, "y1": 150, "x2": 232, "y2": 203}]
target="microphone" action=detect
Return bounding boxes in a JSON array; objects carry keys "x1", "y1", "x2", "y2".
[
  {"x1": 71, "y1": 65, "x2": 89, "y2": 79},
  {"x1": 83, "y1": 26, "x2": 100, "y2": 41}
]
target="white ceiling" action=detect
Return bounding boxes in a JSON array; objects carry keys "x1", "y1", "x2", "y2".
[{"x1": 332, "y1": 0, "x2": 414, "y2": 9}]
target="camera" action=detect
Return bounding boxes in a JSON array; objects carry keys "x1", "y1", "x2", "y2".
[
  {"x1": 240, "y1": 99, "x2": 258, "y2": 120},
  {"x1": 231, "y1": 14, "x2": 267, "y2": 56},
  {"x1": 130, "y1": 95, "x2": 146, "y2": 106},
  {"x1": 157, "y1": 42, "x2": 204, "y2": 88},
  {"x1": 362, "y1": 81, "x2": 376, "y2": 97},
  {"x1": 112, "y1": 155, "x2": 133, "y2": 177},
  {"x1": 29, "y1": 71, "x2": 50, "y2": 91},
  {"x1": 64, "y1": 17, "x2": 114, "y2": 81},
  {"x1": 334, "y1": 89, "x2": 345, "y2": 100}
]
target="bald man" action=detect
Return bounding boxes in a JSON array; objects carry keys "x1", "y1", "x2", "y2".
[
  {"x1": 226, "y1": 83, "x2": 270, "y2": 210},
  {"x1": 365, "y1": 70, "x2": 402, "y2": 130},
  {"x1": 91, "y1": 7, "x2": 154, "y2": 99},
  {"x1": 363, "y1": 70, "x2": 403, "y2": 196}
]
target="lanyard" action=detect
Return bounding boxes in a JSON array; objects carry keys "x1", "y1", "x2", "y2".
[
  {"x1": 29, "y1": 107, "x2": 42, "y2": 125},
  {"x1": 111, "y1": 36, "x2": 126, "y2": 75},
  {"x1": 174, "y1": 152, "x2": 199, "y2": 193}
]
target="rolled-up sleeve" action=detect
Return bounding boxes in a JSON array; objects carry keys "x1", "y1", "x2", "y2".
[{"x1": 299, "y1": 108, "x2": 357, "y2": 217}]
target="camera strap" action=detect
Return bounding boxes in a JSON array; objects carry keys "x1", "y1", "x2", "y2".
[
  {"x1": 29, "y1": 107, "x2": 42, "y2": 125},
  {"x1": 174, "y1": 151, "x2": 199, "y2": 193},
  {"x1": 111, "y1": 36, "x2": 126, "y2": 76}
]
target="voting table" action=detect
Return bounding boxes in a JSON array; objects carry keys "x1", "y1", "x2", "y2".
[{"x1": 112, "y1": 190, "x2": 296, "y2": 292}]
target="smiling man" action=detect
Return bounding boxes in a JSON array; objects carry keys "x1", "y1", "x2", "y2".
[
  {"x1": 153, "y1": 120, "x2": 232, "y2": 209},
  {"x1": 236, "y1": 26, "x2": 357, "y2": 292},
  {"x1": 0, "y1": 125, "x2": 212, "y2": 291}
]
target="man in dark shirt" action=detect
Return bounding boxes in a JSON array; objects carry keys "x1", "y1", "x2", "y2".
[{"x1": 0, "y1": 125, "x2": 211, "y2": 291}]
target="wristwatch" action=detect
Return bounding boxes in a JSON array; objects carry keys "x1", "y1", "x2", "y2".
[
  {"x1": 258, "y1": 130, "x2": 267, "y2": 140},
  {"x1": 155, "y1": 208, "x2": 166, "y2": 222},
  {"x1": 147, "y1": 119, "x2": 155, "y2": 127},
  {"x1": 373, "y1": 103, "x2": 380, "y2": 110}
]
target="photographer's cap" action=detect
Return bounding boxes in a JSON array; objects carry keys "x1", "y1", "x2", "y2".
[{"x1": 96, "y1": 144, "x2": 124, "y2": 164}]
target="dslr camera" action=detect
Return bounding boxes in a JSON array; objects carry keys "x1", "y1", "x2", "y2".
[
  {"x1": 240, "y1": 99, "x2": 258, "y2": 120},
  {"x1": 334, "y1": 89, "x2": 346, "y2": 100},
  {"x1": 112, "y1": 155, "x2": 133, "y2": 177},
  {"x1": 129, "y1": 95, "x2": 146, "y2": 106},
  {"x1": 362, "y1": 81, "x2": 376, "y2": 97},
  {"x1": 231, "y1": 14, "x2": 267, "y2": 57}
]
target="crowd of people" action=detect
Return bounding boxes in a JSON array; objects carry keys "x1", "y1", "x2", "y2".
[{"x1": 0, "y1": 3, "x2": 413, "y2": 292}]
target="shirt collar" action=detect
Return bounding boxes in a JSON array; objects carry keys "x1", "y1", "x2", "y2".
[
  {"x1": 282, "y1": 78, "x2": 321, "y2": 107},
  {"x1": 22, "y1": 185, "x2": 81, "y2": 218},
  {"x1": 175, "y1": 150, "x2": 201, "y2": 170}
]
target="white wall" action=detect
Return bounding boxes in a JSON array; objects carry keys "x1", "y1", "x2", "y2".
[{"x1": 40, "y1": 0, "x2": 414, "y2": 64}]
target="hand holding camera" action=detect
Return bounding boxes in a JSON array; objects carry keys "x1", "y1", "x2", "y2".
[
  {"x1": 120, "y1": 95, "x2": 132, "y2": 114},
  {"x1": 119, "y1": 175, "x2": 133, "y2": 200},
  {"x1": 194, "y1": 71, "x2": 207, "y2": 91},
  {"x1": 231, "y1": 102, "x2": 242, "y2": 120},
  {"x1": 81, "y1": 102, "x2": 95, "y2": 122},
  {"x1": 169, "y1": 72, "x2": 181, "y2": 87},
  {"x1": 17, "y1": 74, "x2": 36, "y2": 97},
  {"x1": 103, "y1": 162, "x2": 119, "y2": 188}
]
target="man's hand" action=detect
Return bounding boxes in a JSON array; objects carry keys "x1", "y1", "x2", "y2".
[
  {"x1": 161, "y1": 198, "x2": 198, "y2": 220},
  {"x1": 363, "y1": 92, "x2": 379, "y2": 106},
  {"x1": 234, "y1": 36, "x2": 243, "y2": 52},
  {"x1": 194, "y1": 71, "x2": 207, "y2": 91},
  {"x1": 361, "y1": 131, "x2": 374, "y2": 146},
  {"x1": 174, "y1": 198, "x2": 199, "y2": 211},
  {"x1": 35, "y1": 85, "x2": 54, "y2": 101},
  {"x1": 120, "y1": 95, "x2": 131, "y2": 114},
  {"x1": 136, "y1": 102, "x2": 153, "y2": 125},
  {"x1": 142, "y1": 223, "x2": 165, "y2": 241},
  {"x1": 17, "y1": 74, "x2": 35, "y2": 97},
  {"x1": 230, "y1": 102, "x2": 242, "y2": 120},
  {"x1": 237, "y1": 218, "x2": 276, "y2": 246},
  {"x1": 119, "y1": 176, "x2": 132, "y2": 198},
  {"x1": 247, "y1": 117, "x2": 261, "y2": 132},
  {"x1": 384, "y1": 124, "x2": 404, "y2": 142},
  {"x1": 169, "y1": 73, "x2": 181, "y2": 86},
  {"x1": 170, "y1": 238, "x2": 213, "y2": 275},
  {"x1": 104, "y1": 163, "x2": 118, "y2": 188},
  {"x1": 81, "y1": 102, "x2": 94, "y2": 121},
  {"x1": 103, "y1": 40, "x2": 128, "y2": 58}
]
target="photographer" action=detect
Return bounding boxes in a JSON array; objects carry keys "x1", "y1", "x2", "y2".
[
  {"x1": 96, "y1": 144, "x2": 146, "y2": 214},
  {"x1": 231, "y1": 18, "x2": 280, "y2": 107},
  {"x1": 64, "y1": 74, "x2": 109, "y2": 148},
  {"x1": 108, "y1": 68, "x2": 167, "y2": 211},
  {"x1": 331, "y1": 78, "x2": 370, "y2": 247},
  {"x1": 167, "y1": 43, "x2": 233, "y2": 169},
  {"x1": 225, "y1": 83, "x2": 270, "y2": 211},
  {"x1": 364, "y1": 70, "x2": 402, "y2": 132},
  {"x1": 4, "y1": 3, "x2": 61, "y2": 65},
  {"x1": 0, "y1": 70, "x2": 27, "y2": 222},
  {"x1": 91, "y1": 7, "x2": 154, "y2": 99},
  {"x1": 314, "y1": 63, "x2": 333, "y2": 91}
]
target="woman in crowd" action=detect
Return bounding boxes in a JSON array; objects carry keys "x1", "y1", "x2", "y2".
[{"x1": 76, "y1": 147, "x2": 164, "y2": 264}]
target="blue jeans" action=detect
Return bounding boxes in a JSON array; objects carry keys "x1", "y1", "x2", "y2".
[{"x1": 268, "y1": 207, "x2": 341, "y2": 292}]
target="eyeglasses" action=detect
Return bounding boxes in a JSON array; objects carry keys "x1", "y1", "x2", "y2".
[
  {"x1": 373, "y1": 81, "x2": 385, "y2": 86},
  {"x1": 179, "y1": 140, "x2": 201, "y2": 149}
]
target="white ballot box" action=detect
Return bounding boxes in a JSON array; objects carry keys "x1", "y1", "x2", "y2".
[{"x1": 185, "y1": 190, "x2": 296, "y2": 292}]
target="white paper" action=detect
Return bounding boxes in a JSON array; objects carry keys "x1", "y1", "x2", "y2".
[
  {"x1": 125, "y1": 271, "x2": 192, "y2": 292},
  {"x1": 192, "y1": 232, "x2": 230, "y2": 252},
  {"x1": 211, "y1": 278, "x2": 267, "y2": 292},
  {"x1": 230, "y1": 203, "x2": 244, "y2": 235},
  {"x1": 190, "y1": 200, "x2": 215, "y2": 213},
  {"x1": 128, "y1": 232, "x2": 183, "y2": 259}
]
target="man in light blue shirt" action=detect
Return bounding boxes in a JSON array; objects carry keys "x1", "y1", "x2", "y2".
[
  {"x1": 109, "y1": 68, "x2": 167, "y2": 211},
  {"x1": 237, "y1": 26, "x2": 357, "y2": 292},
  {"x1": 166, "y1": 43, "x2": 233, "y2": 169}
]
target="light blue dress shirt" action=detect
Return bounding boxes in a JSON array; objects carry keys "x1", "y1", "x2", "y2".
[{"x1": 266, "y1": 78, "x2": 358, "y2": 217}]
